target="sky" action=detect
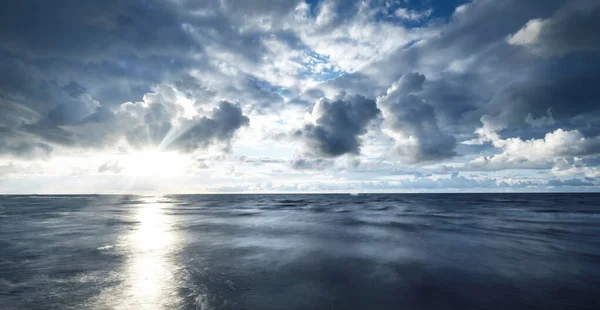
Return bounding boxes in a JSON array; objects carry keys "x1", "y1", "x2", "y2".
[{"x1": 0, "y1": 0, "x2": 599, "y2": 194}]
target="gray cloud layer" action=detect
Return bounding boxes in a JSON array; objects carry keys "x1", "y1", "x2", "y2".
[
  {"x1": 507, "y1": 0, "x2": 600, "y2": 57},
  {"x1": 1, "y1": 0, "x2": 600, "y2": 190}
]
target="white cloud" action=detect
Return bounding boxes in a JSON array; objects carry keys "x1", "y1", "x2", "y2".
[
  {"x1": 288, "y1": 1, "x2": 425, "y2": 73},
  {"x1": 550, "y1": 158, "x2": 600, "y2": 178},
  {"x1": 506, "y1": 19, "x2": 544, "y2": 46},
  {"x1": 395, "y1": 8, "x2": 432, "y2": 21},
  {"x1": 465, "y1": 115, "x2": 600, "y2": 170}
]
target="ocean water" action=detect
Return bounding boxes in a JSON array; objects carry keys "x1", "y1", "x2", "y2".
[{"x1": 1, "y1": 194, "x2": 600, "y2": 309}]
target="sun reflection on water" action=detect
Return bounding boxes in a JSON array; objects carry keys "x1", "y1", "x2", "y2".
[{"x1": 94, "y1": 196, "x2": 182, "y2": 309}]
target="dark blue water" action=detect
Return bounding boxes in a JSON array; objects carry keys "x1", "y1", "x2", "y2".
[{"x1": 1, "y1": 194, "x2": 600, "y2": 309}]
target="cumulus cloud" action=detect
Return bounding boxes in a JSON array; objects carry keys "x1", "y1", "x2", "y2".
[
  {"x1": 465, "y1": 115, "x2": 600, "y2": 170},
  {"x1": 171, "y1": 101, "x2": 250, "y2": 152},
  {"x1": 294, "y1": 93, "x2": 380, "y2": 157},
  {"x1": 121, "y1": 97, "x2": 249, "y2": 152},
  {"x1": 377, "y1": 73, "x2": 457, "y2": 162}
]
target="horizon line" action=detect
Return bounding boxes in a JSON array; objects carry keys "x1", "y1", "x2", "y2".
[{"x1": 2, "y1": 191, "x2": 600, "y2": 196}]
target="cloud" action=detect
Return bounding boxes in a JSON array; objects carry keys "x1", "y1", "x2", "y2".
[
  {"x1": 0, "y1": 1, "x2": 195, "y2": 60},
  {"x1": 98, "y1": 160, "x2": 123, "y2": 174},
  {"x1": 547, "y1": 178, "x2": 595, "y2": 187},
  {"x1": 465, "y1": 115, "x2": 600, "y2": 170},
  {"x1": 0, "y1": 141, "x2": 53, "y2": 159},
  {"x1": 0, "y1": 57, "x2": 100, "y2": 128},
  {"x1": 290, "y1": 0, "x2": 424, "y2": 73},
  {"x1": 169, "y1": 101, "x2": 250, "y2": 152},
  {"x1": 1, "y1": 0, "x2": 600, "y2": 192},
  {"x1": 507, "y1": 0, "x2": 600, "y2": 57},
  {"x1": 0, "y1": 54, "x2": 252, "y2": 157},
  {"x1": 122, "y1": 98, "x2": 249, "y2": 152},
  {"x1": 0, "y1": 127, "x2": 53, "y2": 159},
  {"x1": 480, "y1": 120, "x2": 600, "y2": 158},
  {"x1": 395, "y1": 8, "x2": 433, "y2": 21},
  {"x1": 485, "y1": 67, "x2": 600, "y2": 133},
  {"x1": 290, "y1": 158, "x2": 335, "y2": 170},
  {"x1": 377, "y1": 73, "x2": 457, "y2": 162},
  {"x1": 551, "y1": 161, "x2": 600, "y2": 178},
  {"x1": 294, "y1": 93, "x2": 380, "y2": 157},
  {"x1": 506, "y1": 19, "x2": 544, "y2": 47},
  {"x1": 525, "y1": 108, "x2": 555, "y2": 128}
]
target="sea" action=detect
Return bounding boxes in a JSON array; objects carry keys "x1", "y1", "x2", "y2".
[{"x1": 1, "y1": 193, "x2": 600, "y2": 309}]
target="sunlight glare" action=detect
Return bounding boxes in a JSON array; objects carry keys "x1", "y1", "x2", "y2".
[{"x1": 122, "y1": 150, "x2": 186, "y2": 177}]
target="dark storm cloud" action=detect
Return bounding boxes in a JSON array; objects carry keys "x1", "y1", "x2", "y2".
[
  {"x1": 442, "y1": 0, "x2": 600, "y2": 136},
  {"x1": 0, "y1": 0, "x2": 206, "y2": 108},
  {"x1": 0, "y1": 0, "x2": 195, "y2": 61},
  {"x1": 0, "y1": 2, "x2": 191, "y2": 104},
  {"x1": 487, "y1": 65, "x2": 600, "y2": 133},
  {"x1": 507, "y1": 0, "x2": 600, "y2": 57},
  {"x1": 474, "y1": 1, "x2": 600, "y2": 138},
  {"x1": 294, "y1": 93, "x2": 380, "y2": 157},
  {"x1": 0, "y1": 0, "x2": 286, "y2": 104}
]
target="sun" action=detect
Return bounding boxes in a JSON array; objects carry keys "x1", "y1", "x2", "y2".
[{"x1": 121, "y1": 149, "x2": 187, "y2": 177}]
